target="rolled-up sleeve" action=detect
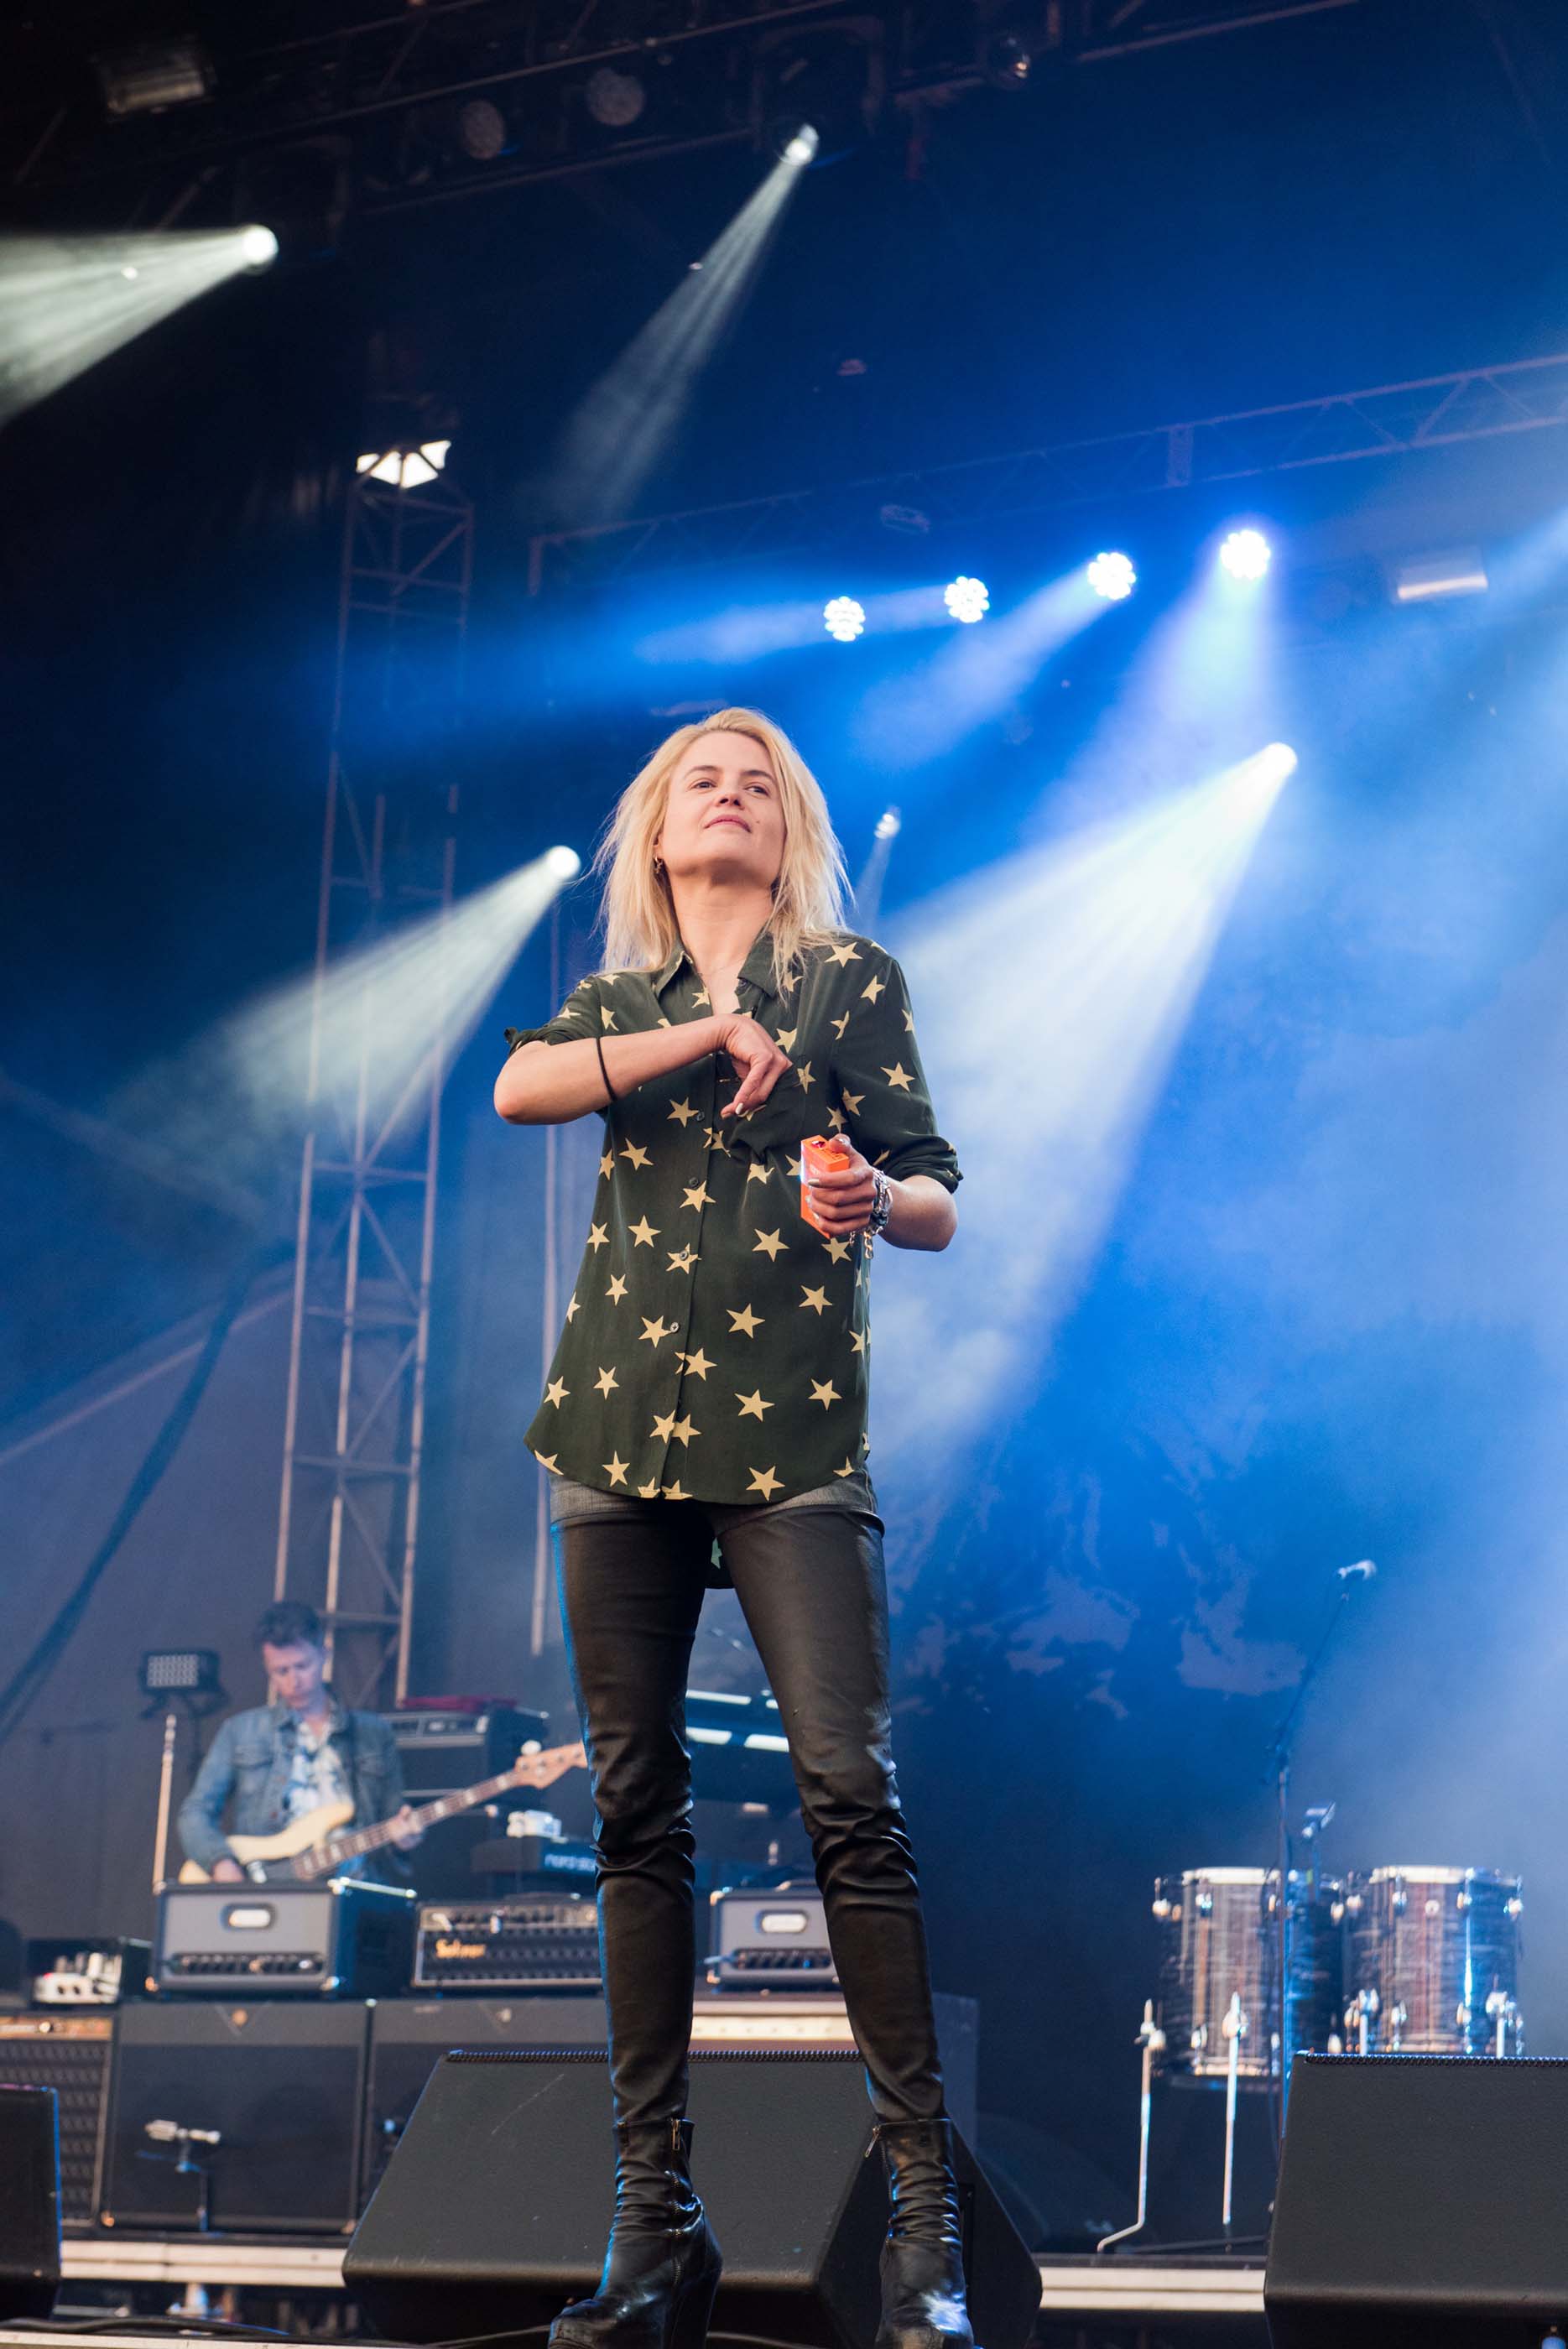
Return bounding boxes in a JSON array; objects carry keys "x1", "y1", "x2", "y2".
[
  {"x1": 834, "y1": 951, "x2": 961, "y2": 1193},
  {"x1": 503, "y1": 974, "x2": 605, "y2": 1056}
]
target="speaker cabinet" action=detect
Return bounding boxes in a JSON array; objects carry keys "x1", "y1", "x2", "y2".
[
  {"x1": 346, "y1": 2045, "x2": 1041, "y2": 2349},
  {"x1": 0, "y1": 2014, "x2": 113, "y2": 2228},
  {"x1": 102, "y1": 1999, "x2": 368, "y2": 2232},
  {"x1": 1267, "y1": 2053, "x2": 1568, "y2": 2347},
  {"x1": 363, "y1": 1997, "x2": 608, "y2": 2204},
  {"x1": 0, "y1": 2083, "x2": 60, "y2": 2320}
]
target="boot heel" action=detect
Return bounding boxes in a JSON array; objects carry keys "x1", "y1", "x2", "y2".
[{"x1": 667, "y1": 2263, "x2": 720, "y2": 2349}]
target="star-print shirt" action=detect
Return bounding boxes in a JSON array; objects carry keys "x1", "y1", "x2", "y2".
[{"x1": 503, "y1": 924, "x2": 961, "y2": 1505}]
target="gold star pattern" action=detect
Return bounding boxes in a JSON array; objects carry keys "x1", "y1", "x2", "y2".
[
  {"x1": 604, "y1": 1453, "x2": 629, "y2": 1487},
  {"x1": 670, "y1": 1415, "x2": 699, "y2": 1446},
  {"x1": 534, "y1": 1452, "x2": 558, "y2": 1472},
  {"x1": 620, "y1": 1140, "x2": 651, "y2": 1170},
  {"x1": 668, "y1": 1098, "x2": 699, "y2": 1127},
  {"x1": 679, "y1": 1347, "x2": 715, "y2": 1379},
  {"x1": 810, "y1": 1379, "x2": 841, "y2": 1409},
  {"x1": 593, "y1": 1366, "x2": 619, "y2": 1398},
  {"x1": 639, "y1": 1316, "x2": 675, "y2": 1347},
  {"x1": 824, "y1": 1237, "x2": 852, "y2": 1263},
  {"x1": 841, "y1": 1089, "x2": 864, "y2": 1116},
  {"x1": 607, "y1": 1273, "x2": 628, "y2": 1304},
  {"x1": 601, "y1": 1005, "x2": 617, "y2": 1030},
  {"x1": 692, "y1": 987, "x2": 711, "y2": 1008},
  {"x1": 565, "y1": 1295, "x2": 580, "y2": 1320},
  {"x1": 628, "y1": 1216, "x2": 659, "y2": 1246},
  {"x1": 831, "y1": 1011, "x2": 851, "y2": 1039},
  {"x1": 850, "y1": 1330, "x2": 867, "y2": 1354},
  {"x1": 600, "y1": 1149, "x2": 615, "y2": 1178},
  {"x1": 680, "y1": 1183, "x2": 712, "y2": 1212},
  {"x1": 826, "y1": 1107, "x2": 846, "y2": 1133},
  {"x1": 775, "y1": 1027, "x2": 798, "y2": 1052},
  {"x1": 652, "y1": 1409, "x2": 679, "y2": 1443},
  {"x1": 545, "y1": 1378, "x2": 570, "y2": 1407},
  {"x1": 662, "y1": 1480, "x2": 692, "y2": 1501},
  {"x1": 737, "y1": 1389, "x2": 773, "y2": 1420},
  {"x1": 748, "y1": 1466, "x2": 783, "y2": 1497},
  {"x1": 796, "y1": 1060, "x2": 815, "y2": 1092},
  {"x1": 666, "y1": 1245, "x2": 696, "y2": 1273},
  {"x1": 825, "y1": 941, "x2": 860, "y2": 967},
  {"x1": 862, "y1": 974, "x2": 886, "y2": 1004},
  {"x1": 800, "y1": 1285, "x2": 830, "y2": 1315},
  {"x1": 904, "y1": 1009, "x2": 914, "y2": 1033},
  {"x1": 786, "y1": 1154, "x2": 802, "y2": 1180},
  {"x1": 753, "y1": 1227, "x2": 786, "y2": 1260},
  {"x1": 881, "y1": 1063, "x2": 914, "y2": 1091},
  {"x1": 833, "y1": 1458, "x2": 856, "y2": 1478},
  {"x1": 638, "y1": 1479, "x2": 659, "y2": 1497},
  {"x1": 745, "y1": 1159, "x2": 771, "y2": 1185},
  {"x1": 728, "y1": 1304, "x2": 763, "y2": 1337},
  {"x1": 587, "y1": 1223, "x2": 609, "y2": 1252}
]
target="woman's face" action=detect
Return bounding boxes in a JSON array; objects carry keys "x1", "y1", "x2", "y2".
[{"x1": 654, "y1": 729, "x2": 787, "y2": 897}]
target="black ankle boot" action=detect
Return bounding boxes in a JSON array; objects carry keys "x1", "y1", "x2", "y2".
[
  {"x1": 550, "y1": 2119, "x2": 721, "y2": 2349},
  {"x1": 874, "y1": 2119, "x2": 975, "y2": 2349}
]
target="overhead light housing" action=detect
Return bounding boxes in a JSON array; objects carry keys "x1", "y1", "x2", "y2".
[
  {"x1": 585, "y1": 68, "x2": 648, "y2": 129},
  {"x1": 1388, "y1": 547, "x2": 1489, "y2": 604},
  {"x1": 94, "y1": 38, "x2": 214, "y2": 119},
  {"x1": 457, "y1": 99, "x2": 509, "y2": 159},
  {"x1": 356, "y1": 440, "x2": 452, "y2": 490}
]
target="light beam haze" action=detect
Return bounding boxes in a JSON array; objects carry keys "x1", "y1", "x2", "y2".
[
  {"x1": 870, "y1": 749, "x2": 1292, "y2": 1493},
  {"x1": 0, "y1": 230, "x2": 272, "y2": 429}
]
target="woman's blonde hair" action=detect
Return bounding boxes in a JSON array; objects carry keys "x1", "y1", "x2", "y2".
[{"x1": 590, "y1": 708, "x2": 852, "y2": 994}]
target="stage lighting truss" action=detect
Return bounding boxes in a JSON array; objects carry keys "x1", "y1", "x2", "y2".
[
  {"x1": 753, "y1": 20, "x2": 887, "y2": 166},
  {"x1": 1087, "y1": 550, "x2": 1137, "y2": 602},
  {"x1": 357, "y1": 440, "x2": 452, "y2": 490},
  {"x1": 824, "y1": 595, "x2": 867, "y2": 642},
  {"x1": 1219, "y1": 527, "x2": 1272, "y2": 581},
  {"x1": 944, "y1": 576, "x2": 990, "y2": 623},
  {"x1": 93, "y1": 38, "x2": 214, "y2": 120}
]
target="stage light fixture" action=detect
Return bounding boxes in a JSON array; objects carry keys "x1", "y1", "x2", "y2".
[
  {"x1": 356, "y1": 440, "x2": 452, "y2": 489},
  {"x1": 1220, "y1": 529, "x2": 1272, "y2": 581},
  {"x1": 458, "y1": 99, "x2": 509, "y2": 159},
  {"x1": 756, "y1": 23, "x2": 883, "y2": 166},
  {"x1": 238, "y1": 225, "x2": 279, "y2": 273},
  {"x1": 784, "y1": 126, "x2": 820, "y2": 165},
  {"x1": 1087, "y1": 551, "x2": 1136, "y2": 602},
  {"x1": 824, "y1": 596, "x2": 866, "y2": 643},
  {"x1": 94, "y1": 39, "x2": 213, "y2": 119},
  {"x1": 544, "y1": 845, "x2": 582, "y2": 881},
  {"x1": 944, "y1": 576, "x2": 990, "y2": 625},
  {"x1": 874, "y1": 809, "x2": 903, "y2": 840},
  {"x1": 586, "y1": 68, "x2": 648, "y2": 129},
  {"x1": 1258, "y1": 742, "x2": 1298, "y2": 782}
]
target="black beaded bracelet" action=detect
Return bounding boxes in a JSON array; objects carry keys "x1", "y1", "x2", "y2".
[{"x1": 594, "y1": 1033, "x2": 619, "y2": 1105}]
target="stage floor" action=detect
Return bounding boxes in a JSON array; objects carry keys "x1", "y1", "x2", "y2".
[{"x1": 55, "y1": 2237, "x2": 1267, "y2": 2319}]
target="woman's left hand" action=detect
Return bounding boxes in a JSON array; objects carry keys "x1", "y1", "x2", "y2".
[{"x1": 804, "y1": 1142, "x2": 882, "y2": 1236}]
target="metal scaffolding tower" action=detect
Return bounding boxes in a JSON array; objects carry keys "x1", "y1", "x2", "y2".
[{"x1": 273, "y1": 456, "x2": 474, "y2": 1709}]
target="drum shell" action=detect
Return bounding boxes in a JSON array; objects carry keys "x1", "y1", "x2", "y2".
[
  {"x1": 1343, "y1": 1867, "x2": 1523, "y2": 2058},
  {"x1": 1154, "y1": 1868, "x2": 1277, "y2": 2085}
]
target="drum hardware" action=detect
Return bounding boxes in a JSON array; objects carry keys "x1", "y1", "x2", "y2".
[
  {"x1": 1095, "y1": 2003, "x2": 1165, "y2": 2254},
  {"x1": 1342, "y1": 1865, "x2": 1523, "y2": 2058}
]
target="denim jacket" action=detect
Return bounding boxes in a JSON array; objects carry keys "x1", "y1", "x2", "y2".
[{"x1": 176, "y1": 1695, "x2": 407, "y2": 1874}]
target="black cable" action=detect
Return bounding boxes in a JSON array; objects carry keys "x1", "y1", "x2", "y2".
[
  {"x1": 0, "y1": 1232, "x2": 284, "y2": 1753},
  {"x1": 8, "y1": 2320, "x2": 289, "y2": 2341}
]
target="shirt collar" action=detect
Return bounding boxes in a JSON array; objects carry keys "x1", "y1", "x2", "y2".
[
  {"x1": 652, "y1": 924, "x2": 779, "y2": 1002},
  {"x1": 269, "y1": 1690, "x2": 346, "y2": 1737}
]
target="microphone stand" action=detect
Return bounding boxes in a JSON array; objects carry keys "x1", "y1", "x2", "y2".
[{"x1": 1263, "y1": 1570, "x2": 1373, "y2": 2159}]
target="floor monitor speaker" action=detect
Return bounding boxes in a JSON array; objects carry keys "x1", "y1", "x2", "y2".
[
  {"x1": 0, "y1": 2083, "x2": 60, "y2": 2320},
  {"x1": 346, "y1": 2045, "x2": 1041, "y2": 2349},
  {"x1": 1267, "y1": 2053, "x2": 1568, "y2": 2347}
]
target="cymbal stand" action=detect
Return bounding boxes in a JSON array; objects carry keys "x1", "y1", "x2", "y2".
[
  {"x1": 1097, "y1": 2003, "x2": 1166, "y2": 2253},
  {"x1": 1221, "y1": 1992, "x2": 1246, "y2": 2240}
]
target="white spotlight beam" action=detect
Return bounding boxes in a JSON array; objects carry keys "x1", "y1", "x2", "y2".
[
  {"x1": 0, "y1": 229, "x2": 273, "y2": 430},
  {"x1": 872, "y1": 747, "x2": 1292, "y2": 1491},
  {"x1": 555, "y1": 148, "x2": 808, "y2": 527},
  {"x1": 109, "y1": 850, "x2": 576, "y2": 1190}
]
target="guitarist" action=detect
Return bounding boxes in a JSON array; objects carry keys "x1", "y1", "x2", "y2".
[{"x1": 177, "y1": 1602, "x2": 421, "y2": 1885}]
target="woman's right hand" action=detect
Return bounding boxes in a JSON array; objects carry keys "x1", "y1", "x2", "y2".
[{"x1": 716, "y1": 1013, "x2": 794, "y2": 1118}]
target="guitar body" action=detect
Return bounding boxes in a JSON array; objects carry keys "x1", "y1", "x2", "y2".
[{"x1": 177, "y1": 1801, "x2": 356, "y2": 1883}]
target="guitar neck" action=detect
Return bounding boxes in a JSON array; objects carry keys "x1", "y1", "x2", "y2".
[{"x1": 294, "y1": 1743, "x2": 585, "y2": 1879}]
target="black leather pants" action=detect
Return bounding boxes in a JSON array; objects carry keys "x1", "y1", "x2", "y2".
[{"x1": 554, "y1": 1488, "x2": 945, "y2": 2129}]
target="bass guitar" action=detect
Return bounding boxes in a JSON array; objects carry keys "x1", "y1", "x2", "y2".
[{"x1": 178, "y1": 1738, "x2": 587, "y2": 1883}]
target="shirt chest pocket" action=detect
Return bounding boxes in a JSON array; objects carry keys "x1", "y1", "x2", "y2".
[{"x1": 726, "y1": 1062, "x2": 819, "y2": 1163}]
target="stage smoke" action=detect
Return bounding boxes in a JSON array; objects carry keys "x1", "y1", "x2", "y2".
[{"x1": 0, "y1": 228, "x2": 276, "y2": 430}]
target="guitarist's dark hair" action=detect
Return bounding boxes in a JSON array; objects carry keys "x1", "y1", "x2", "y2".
[{"x1": 254, "y1": 1599, "x2": 325, "y2": 1651}]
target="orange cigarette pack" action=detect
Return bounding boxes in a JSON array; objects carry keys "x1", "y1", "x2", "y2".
[{"x1": 800, "y1": 1133, "x2": 851, "y2": 1234}]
